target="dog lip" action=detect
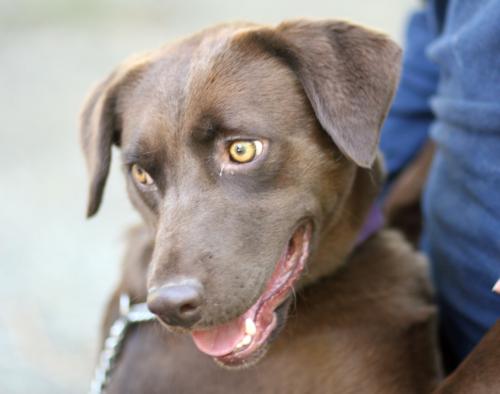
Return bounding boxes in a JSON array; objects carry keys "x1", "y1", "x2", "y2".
[{"x1": 208, "y1": 221, "x2": 313, "y2": 366}]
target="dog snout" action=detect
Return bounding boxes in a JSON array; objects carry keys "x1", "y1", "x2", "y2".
[{"x1": 147, "y1": 281, "x2": 203, "y2": 328}]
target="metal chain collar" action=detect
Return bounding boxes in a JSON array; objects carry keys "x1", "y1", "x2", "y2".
[{"x1": 89, "y1": 294, "x2": 156, "y2": 394}]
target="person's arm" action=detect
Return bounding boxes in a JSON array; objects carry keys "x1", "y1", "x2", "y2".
[
  {"x1": 433, "y1": 319, "x2": 500, "y2": 393},
  {"x1": 380, "y1": 7, "x2": 439, "y2": 183},
  {"x1": 379, "y1": 6, "x2": 440, "y2": 243}
]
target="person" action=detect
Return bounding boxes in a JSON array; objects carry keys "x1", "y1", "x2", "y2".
[{"x1": 380, "y1": 0, "x2": 500, "y2": 371}]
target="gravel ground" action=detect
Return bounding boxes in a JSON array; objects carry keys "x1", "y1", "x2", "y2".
[{"x1": 0, "y1": 1, "x2": 416, "y2": 392}]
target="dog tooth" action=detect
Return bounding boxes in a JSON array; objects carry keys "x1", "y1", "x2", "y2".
[
  {"x1": 241, "y1": 335, "x2": 252, "y2": 346},
  {"x1": 235, "y1": 336, "x2": 248, "y2": 349},
  {"x1": 235, "y1": 334, "x2": 253, "y2": 350},
  {"x1": 245, "y1": 318, "x2": 256, "y2": 336}
]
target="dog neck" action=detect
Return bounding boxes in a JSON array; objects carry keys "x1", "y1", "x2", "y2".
[{"x1": 298, "y1": 160, "x2": 385, "y2": 288}]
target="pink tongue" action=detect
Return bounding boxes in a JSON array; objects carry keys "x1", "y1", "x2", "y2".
[
  {"x1": 190, "y1": 251, "x2": 290, "y2": 357},
  {"x1": 191, "y1": 317, "x2": 245, "y2": 357}
]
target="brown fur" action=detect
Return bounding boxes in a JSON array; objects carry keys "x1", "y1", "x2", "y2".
[
  {"x1": 104, "y1": 229, "x2": 441, "y2": 394},
  {"x1": 81, "y1": 20, "x2": 445, "y2": 393}
]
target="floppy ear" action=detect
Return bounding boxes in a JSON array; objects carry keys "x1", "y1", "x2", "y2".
[
  {"x1": 249, "y1": 20, "x2": 401, "y2": 168},
  {"x1": 80, "y1": 56, "x2": 150, "y2": 217}
]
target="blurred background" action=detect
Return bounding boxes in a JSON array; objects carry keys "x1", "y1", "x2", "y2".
[{"x1": 0, "y1": 0, "x2": 416, "y2": 392}]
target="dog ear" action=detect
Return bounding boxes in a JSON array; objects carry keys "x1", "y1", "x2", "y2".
[
  {"x1": 80, "y1": 56, "x2": 150, "y2": 217},
  {"x1": 248, "y1": 20, "x2": 401, "y2": 168}
]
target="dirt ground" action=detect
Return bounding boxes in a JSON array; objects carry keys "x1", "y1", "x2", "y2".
[{"x1": 0, "y1": 0, "x2": 416, "y2": 392}]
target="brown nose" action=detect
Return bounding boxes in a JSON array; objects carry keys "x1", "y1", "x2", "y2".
[{"x1": 147, "y1": 282, "x2": 203, "y2": 328}]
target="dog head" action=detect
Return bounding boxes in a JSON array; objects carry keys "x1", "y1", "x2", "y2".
[{"x1": 81, "y1": 20, "x2": 400, "y2": 367}]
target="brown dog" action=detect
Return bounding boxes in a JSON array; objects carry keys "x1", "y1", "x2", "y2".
[{"x1": 81, "y1": 20, "x2": 443, "y2": 393}]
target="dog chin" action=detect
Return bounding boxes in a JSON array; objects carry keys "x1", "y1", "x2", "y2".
[
  {"x1": 214, "y1": 297, "x2": 292, "y2": 369},
  {"x1": 214, "y1": 342, "x2": 270, "y2": 370}
]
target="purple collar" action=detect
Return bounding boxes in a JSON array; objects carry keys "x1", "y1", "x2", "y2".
[{"x1": 355, "y1": 204, "x2": 384, "y2": 246}]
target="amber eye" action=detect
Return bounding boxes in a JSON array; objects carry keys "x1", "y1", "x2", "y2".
[
  {"x1": 131, "y1": 164, "x2": 154, "y2": 185},
  {"x1": 228, "y1": 140, "x2": 263, "y2": 163}
]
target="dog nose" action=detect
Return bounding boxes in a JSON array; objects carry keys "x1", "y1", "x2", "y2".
[{"x1": 147, "y1": 282, "x2": 203, "y2": 328}]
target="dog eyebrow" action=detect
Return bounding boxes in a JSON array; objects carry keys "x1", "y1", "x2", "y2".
[
  {"x1": 122, "y1": 143, "x2": 163, "y2": 166},
  {"x1": 122, "y1": 150, "x2": 142, "y2": 166},
  {"x1": 191, "y1": 126, "x2": 218, "y2": 143},
  {"x1": 192, "y1": 112, "x2": 264, "y2": 143},
  {"x1": 191, "y1": 114, "x2": 221, "y2": 143}
]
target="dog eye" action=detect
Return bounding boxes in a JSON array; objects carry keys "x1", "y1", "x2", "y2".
[
  {"x1": 228, "y1": 140, "x2": 263, "y2": 163},
  {"x1": 131, "y1": 164, "x2": 154, "y2": 185}
]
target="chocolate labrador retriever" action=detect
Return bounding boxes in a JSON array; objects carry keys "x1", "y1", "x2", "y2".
[{"x1": 81, "y1": 20, "x2": 444, "y2": 393}]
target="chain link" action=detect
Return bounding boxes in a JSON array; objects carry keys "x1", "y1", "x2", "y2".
[{"x1": 89, "y1": 294, "x2": 156, "y2": 394}]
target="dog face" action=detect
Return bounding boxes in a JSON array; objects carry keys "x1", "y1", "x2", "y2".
[{"x1": 81, "y1": 20, "x2": 400, "y2": 367}]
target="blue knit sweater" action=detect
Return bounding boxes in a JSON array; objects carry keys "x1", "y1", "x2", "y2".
[{"x1": 380, "y1": 0, "x2": 500, "y2": 369}]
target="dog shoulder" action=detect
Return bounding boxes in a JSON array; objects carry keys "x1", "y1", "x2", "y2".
[
  {"x1": 291, "y1": 229, "x2": 442, "y2": 392},
  {"x1": 346, "y1": 229, "x2": 442, "y2": 389},
  {"x1": 350, "y1": 229, "x2": 435, "y2": 314}
]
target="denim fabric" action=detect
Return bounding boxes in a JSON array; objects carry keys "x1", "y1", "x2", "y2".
[{"x1": 381, "y1": 0, "x2": 500, "y2": 369}]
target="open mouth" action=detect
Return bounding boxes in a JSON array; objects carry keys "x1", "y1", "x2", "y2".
[{"x1": 191, "y1": 222, "x2": 312, "y2": 367}]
